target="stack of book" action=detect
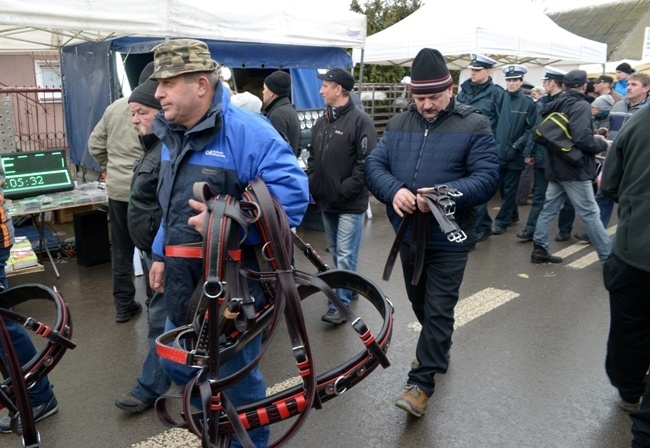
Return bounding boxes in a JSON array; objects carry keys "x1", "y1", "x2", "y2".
[{"x1": 7, "y1": 236, "x2": 39, "y2": 272}]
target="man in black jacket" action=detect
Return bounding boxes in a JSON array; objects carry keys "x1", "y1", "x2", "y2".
[
  {"x1": 114, "y1": 63, "x2": 171, "y2": 413},
  {"x1": 263, "y1": 70, "x2": 301, "y2": 156},
  {"x1": 307, "y1": 68, "x2": 377, "y2": 324},
  {"x1": 531, "y1": 70, "x2": 611, "y2": 264}
]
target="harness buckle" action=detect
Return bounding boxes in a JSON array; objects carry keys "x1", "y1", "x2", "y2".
[
  {"x1": 329, "y1": 376, "x2": 347, "y2": 395},
  {"x1": 203, "y1": 278, "x2": 224, "y2": 299}
]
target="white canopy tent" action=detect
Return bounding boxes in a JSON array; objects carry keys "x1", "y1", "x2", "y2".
[
  {"x1": 0, "y1": 0, "x2": 367, "y2": 170},
  {"x1": 352, "y1": 0, "x2": 606, "y2": 69},
  {"x1": 580, "y1": 58, "x2": 650, "y2": 76},
  {"x1": 0, "y1": 0, "x2": 367, "y2": 52}
]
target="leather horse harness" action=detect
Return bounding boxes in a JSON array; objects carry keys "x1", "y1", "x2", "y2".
[
  {"x1": 0, "y1": 284, "x2": 76, "y2": 447},
  {"x1": 382, "y1": 186, "x2": 467, "y2": 284},
  {"x1": 155, "y1": 178, "x2": 394, "y2": 447}
]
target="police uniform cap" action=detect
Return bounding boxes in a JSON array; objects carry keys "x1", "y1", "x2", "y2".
[
  {"x1": 541, "y1": 66, "x2": 566, "y2": 82},
  {"x1": 468, "y1": 54, "x2": 497, "y2": 70},
  {"x1": 502, "y1": 64, "x2": 528, "y2": 79}
]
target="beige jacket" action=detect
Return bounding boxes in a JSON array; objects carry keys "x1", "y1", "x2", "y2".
[{"x1": 88, "y1": 97, "x2": 142, "y2": 202}]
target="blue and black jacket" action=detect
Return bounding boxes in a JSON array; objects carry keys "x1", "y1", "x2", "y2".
[
  {"x1": 365, "y1": 97, "x2": 499, "y2": 252},
  {"x1": 152, "y1": 82, "x2": 309, "y2": 325}
]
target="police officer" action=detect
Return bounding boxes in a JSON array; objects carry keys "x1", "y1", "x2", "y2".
[
  {"x1": 457, "y1": 54, "x2": 511, "y2": 244},
  {"x1": 491, "y1": 64, "x2": 537, "y2": 235}
]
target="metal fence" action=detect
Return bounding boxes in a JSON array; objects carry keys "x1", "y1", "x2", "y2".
[
  {"x1": 357, "y1": 83, "x2": 410, "y2": 137},
  {"x1": 0, "y1": 87, "x2": 66, "y2": 153}
]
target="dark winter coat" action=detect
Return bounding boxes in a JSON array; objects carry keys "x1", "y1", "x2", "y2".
[
  {"x1": 538, "y1": 89, "x2": 607, "y2": 182},
  {"x1": 365, "y1": 97, "x2": 499, "y2": 252},
  {"x1": 128, "y1": 133, "x2": 162, "y2": 252},
  {"x1": 457, "y1": 77, "x2": 511, "y2": 158},
  {"x1": 307, "y1": 98, "x2": 377, "y2": 214},
  {"x1": 504, "y1": 89, "x2": 538, "y2": 171},
  {"x1": 264, "y1": 95, "x2": 301, "y2": 156},
  {"x1": 600, "y1": 105, "x2": 650, "y2": 272}
]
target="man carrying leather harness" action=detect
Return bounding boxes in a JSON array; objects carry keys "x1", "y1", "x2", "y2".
[
  {"x1": 148, "y1": 38, "x2": 309, "y2": 448},
  {"x1": 366, "y1": 47, "x2": 499, "y2": 418},
  {"x1": 154, "y1": 179, "x2": 393, "y2": 446}
]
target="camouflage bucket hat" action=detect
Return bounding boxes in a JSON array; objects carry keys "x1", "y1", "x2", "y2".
[{"x1": 151, "y1": 39, "x2": 219, "y2": 80}]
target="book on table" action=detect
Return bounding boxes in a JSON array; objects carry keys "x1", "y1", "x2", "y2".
[{"x1": 8, "y1": 236, "x2": 39, "y2": 271}]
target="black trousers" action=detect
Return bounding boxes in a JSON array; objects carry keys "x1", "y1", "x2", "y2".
[
  {"x1": 400, "y1": 245, "x2": 468, "y2": 396},
  {"x1": 603, "y1": 253, "x2": 650, "y2": 404},
  {"x1": 108, "y1": 199, "x2": 136, "y2": 312},
  {"x1": 632, "y1": 374, "x2": 650, "y2": 448},
  {"x1": 494, "y1": 167, "x2": 523, "y2": 228}
]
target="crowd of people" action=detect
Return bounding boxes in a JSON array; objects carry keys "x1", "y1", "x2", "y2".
[{"x1": 1, "y1": 39, "x2": 649, "y2": 447}]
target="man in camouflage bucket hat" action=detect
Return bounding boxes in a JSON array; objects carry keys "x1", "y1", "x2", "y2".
[
  {"x1": 149, "y1": 38, "x2": 309, "y2": 447},
  {"x1": 150, "y1": 39, "x2": 219, "y2": 80}
]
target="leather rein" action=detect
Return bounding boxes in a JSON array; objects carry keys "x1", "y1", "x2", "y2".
[{"x1": 154, "y1": 178, "x2": 393, "y2": 447}]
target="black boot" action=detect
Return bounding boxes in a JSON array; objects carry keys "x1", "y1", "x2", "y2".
[{"x1": 531, "y1": 244, "x2": 563, "y2": 264}]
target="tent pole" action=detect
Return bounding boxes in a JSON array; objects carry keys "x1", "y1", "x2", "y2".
[{"x1": 357, "y1": 48, "x2": 365, "y2": 94}]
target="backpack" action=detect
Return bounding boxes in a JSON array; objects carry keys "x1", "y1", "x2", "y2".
[{"x1": 532, "y1": 111, "x2": 584, "y2": 166}]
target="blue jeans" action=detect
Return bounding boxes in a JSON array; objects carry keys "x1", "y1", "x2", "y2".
[
  {"x1": 0, "y1": 247, "x2": 53, "y2": 406},
  {"x1": 321, "y1": 211, "x2": 364, "y2": 307},
  {"x1": 524, "y1": 167, "x2": 575, "y2": 234},
  {"x1": 595, "y1": 188, "x2": 615, "y2": 227},
  {"x1": 131, "y1": 252, "x2": 171, "y2": 403},
  {"x1": 160, "y1": 318, "x2": 269, "y2": 448},
  {"x1": 533, "y1": 180, "x2": 611, "y2": 262}
]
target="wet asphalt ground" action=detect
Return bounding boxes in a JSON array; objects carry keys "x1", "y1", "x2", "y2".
[{"x1": 1, "y1": 195, "x2": 634, "y2": 448}]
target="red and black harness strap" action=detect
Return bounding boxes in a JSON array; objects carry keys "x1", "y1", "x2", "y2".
[
  {"x1": 155, "y1": 178, "x2": 393, "y2": 448},
  {"x1": 383, "y1": 185, "x2": 467, "y2": 285},
  {"x1": 0, "y1": 284, "x2": 76, "y2": 447}
]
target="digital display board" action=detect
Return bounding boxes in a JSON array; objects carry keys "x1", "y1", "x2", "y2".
[{"x1": 1, "y1": 149, "x2": 75, "y2": 200}]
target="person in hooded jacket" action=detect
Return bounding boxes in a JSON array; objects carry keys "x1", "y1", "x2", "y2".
[
  {"x1": 591, "y1": 94, "x2": 614, "y2": 133},
  {"x1": 531, "y1": 70, "x2": 611, "y2": 264}
]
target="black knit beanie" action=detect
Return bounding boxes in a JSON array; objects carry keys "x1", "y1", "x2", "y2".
[
  {"x1": 615, "y1": 62, "x2": 632, "y2": 75},
  {"x1": 410, "y1": 48, "x2": 453, "y2": 95},
  {"x1": 264, "y1": 71, "x2": 291, "y2": 96},
  {"x1": 128, "y1": 79, "x2": 161, "y2": 110}
]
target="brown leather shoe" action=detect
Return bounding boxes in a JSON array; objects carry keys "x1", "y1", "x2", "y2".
[{"x1": 395, "y1": 384, "x2": 429, "y2": 417}]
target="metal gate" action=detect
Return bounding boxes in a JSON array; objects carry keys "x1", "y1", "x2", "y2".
[{"x1": 0, "y1": 87, "x2": 66, "y2": 153}]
